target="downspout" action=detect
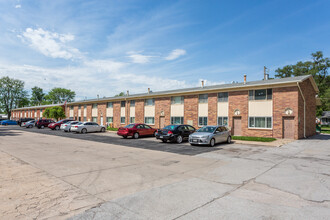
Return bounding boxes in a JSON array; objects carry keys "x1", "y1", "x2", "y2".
[{"x1": 297, "y1": 82, "x2": 306, "y2": 138}]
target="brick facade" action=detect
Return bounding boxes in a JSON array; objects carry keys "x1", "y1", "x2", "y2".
[
  {"x1": 208, "y1": 93, "x2": 218, "y2": 126},
  {"x1": 155, "y1": 97, "x2": 171, "y2": 128},
  {"x1": 97, "y1": 103, "x2": 107, "y2": 125},
  {"x1": 135, "y1": 99, "x2": 145, "y2": 124},
  {"x1": 184, "y1": 95, "x2": 198, "y2": 128},
  {"x1": 113, "y1": 102, "x2": 121, "y2": 128}
]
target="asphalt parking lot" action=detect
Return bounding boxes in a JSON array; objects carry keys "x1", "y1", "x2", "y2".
[{"x1": 1, "y1": 125, "x2": 329, "y2": 219}]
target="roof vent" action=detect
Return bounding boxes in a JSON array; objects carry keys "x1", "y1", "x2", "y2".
[
  {"x1": 148, "y1": 88, "x2": 151, "y2": 94},
  {"x1": 244, "y1": 74, "x2": 247, "y2": 84},
  {"x1": 127, "y1": 90, "x2": 129, "y2": 96},
  {"x1": 97, "y1": 94, "x2": 99, "y2": 100},
  {"x1": 201, "y1": 80, "x2": 204, "y2": 88}
]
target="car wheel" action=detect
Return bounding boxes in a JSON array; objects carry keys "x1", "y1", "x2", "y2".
[
  {"x1": 209, "y1": 138, "x2": 215, "y2": 147},
  {"x1": 133, "y1": 132, "x2": 139, "y2": 139},
  {"x1": 101, "y1": 127, "x2": 106, "y2": 132},
  {"x1": 5, "y1": 123, "x2": 8, "y2": 126},
  {"x1": 81, "y1": 128, "x2": 87, "y2": 134},
  {"x1": 64, "y1": 130, "x2": 68, "y2": 132},
  {"x1": 227, "y1": 136, "x2": 231, "y2": 144},
  {"x1": 69, "y1": 128, "x2": 71, "y2": 132},
  {"x1": 41, "y1": 125, "x2": 45, "y2": 129},
  {"x1": 55, "y1": 126, "x2": 60, "y2": 130},
  {"x1": 176, "y1": 135, "x2": 183, "y2": 144},
  {"x1": 123, "y1": 136, "x2": 127, "y2": 139},
  {"x1": 162, "y1": 139, "x2": 167, "y2": 143},
  {"x1": 153, "y1": 131, "x2": 156, "y2": 137},
  {"x1": 29, "y1": 125, "x2": 32, "y2": 128}
]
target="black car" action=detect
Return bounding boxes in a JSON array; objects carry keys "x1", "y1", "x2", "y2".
[
  {"x1": 18, "y1": 118, "x2": 34, "y2": 126},
  {"x1": 156, "y1": 124, "x2": 196, "y2": 143}
]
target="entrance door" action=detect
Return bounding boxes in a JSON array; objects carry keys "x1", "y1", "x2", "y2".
[
  {"x1": 283, "y1": 117, "x2": 294, "y2": 139},
  {"x1": 159, "y1": 116, "x2": 165, "y2": 129},
  {"x1": 100, "y1": 117, "x2": 104, "y2": 126},
  {"x1": 233, "y1": 117, "x2": 242, "y2": 136}
]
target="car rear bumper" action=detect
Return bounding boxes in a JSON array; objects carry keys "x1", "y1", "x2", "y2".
[
  {"x1": 156, "y1": 134, "x2": 176, "y2": 141},
  {"x1": 117, "y1": 131, "x2": 131, "y2": 136}
]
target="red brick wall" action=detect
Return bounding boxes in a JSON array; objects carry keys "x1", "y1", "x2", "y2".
[
  {"x1": 135, "y1": 99, "x2": 145, "y2": 124},
  {"x1": 113, "y1": 102, "x2": 121, "y2": 127},
  {"x1": 184, "y1": 95, "x2": 198, "y2": 128},
  {"x1": 98, "y1": 103, "x2": 107, "y2": 125},
  {"x1": 228, "y1": 90, "x2": 248, "y2": 134},
  {"x1": 208, "y1": 93, "x2": 217, "y2": 126},
  {"x1": 73, "y1": 106, "x2": 79, "y2": 120},
  {"x1": 126, "y1": 101, "x2": 130, "y2": 125},
  {"x1": 155, "y1": 97, "x2": 171, "y2": 129},
  {"x1": 86, "y1": 104, "x2": 92, "y2": 121}
]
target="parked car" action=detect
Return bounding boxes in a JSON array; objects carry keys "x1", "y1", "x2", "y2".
[
  {"x1": 0, "y1": 120, "x2": 18, "y2": 125},
  {"x1": 117, "y1": 123, "x2": 157, "y2": 139},
  {"x1": 189, "y1": 126, "x2": 231, "y2": 147},
  {"x1": 60, "y1": 121, "x2": 80, "y2": 132},
  {"x1": 18, "y1": 118, "x2": 34, "y2": 126},
  {"x1": 71, "y1": 122, "x2": 106, "y2": 133},
  {"x1": 48, "y1": 119, "x2": 74, "y2": 130},
  {"x1": 23, "y1": 120, "x2": 36, "y2": 128},
  {"x1": 155, "y1": 124, "x2": 196, "y2": 143},
  {"x1": 36, "y1": 119, "x2": 55, "y2": 129}
]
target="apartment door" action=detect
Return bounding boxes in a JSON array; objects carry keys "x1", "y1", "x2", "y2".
[
  {"x1": 100, "y1": 117, "x2": 104, "y2": 126},
  {"x1": 283, "y1": 117, "x2": 294, "y2": 139},
  {"x1": 233, "y1": 117, "x2": 242, "y2": 136},
  {"x1": 159, "y1": 116, "x2": 165, "y2": 129}
]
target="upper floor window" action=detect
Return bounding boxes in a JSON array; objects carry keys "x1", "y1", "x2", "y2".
[
  {"x1": 218, "y1": 92, "x2": 228, "y2": 102},
  {"x1": 199, "y1": 94, "x2": 208, "y2": 103},
  {"x1": 171, "y1": 96, "x2": 184, "y2": 104},
  {"x1": 145, "y1": 98, "x2": 155, "y2": 106},
  {"x1": 70, "y1": 106, "x2": 74, "y2": 110},
  {"x1": 130, "y1": 100, "x2": 135, "y2": 107},
  {"x1": 92, "y1": 104, "x2": 98, "y2": 109},
  {"x1": 107, "y1": 102, "x2": 113, "y2": 108},
  {"x1": 121, "y1": 101, "x2": 126, "y2": 107},
  {"x1": 249, "y1": 89, "x2": 272, "y2": 100},
  {"x1": 84, "y1": 104, "x2": 87, "y2": 109}
]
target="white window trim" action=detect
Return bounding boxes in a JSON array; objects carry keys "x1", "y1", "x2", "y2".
[
  {"x1": 144, "y1": 117, "x2": 155, "y2": 125},
  {"x1": 120, "y1": 117, "x2": 125, "y2": 124},
  {"x1": 248, "y1": 116, "x2": 273, "y2": 129},
  {"x1": 198, "y1": 116, "x2": 208, "y2": 127},
  {"x1": 217, "y1": 116, "x2": 228, "y2": 126}
]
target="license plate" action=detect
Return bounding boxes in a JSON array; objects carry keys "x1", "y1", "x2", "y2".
[
  {"x1": 160, "y1": 136, "x2": 163, "y2": 138},
  {"x1": 192, "y1": 139, "x2": 198, "y2": 142}
]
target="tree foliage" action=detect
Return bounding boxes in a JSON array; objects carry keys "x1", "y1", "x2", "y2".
[
  {"x1": 0, "y1": 76, "x2": 28, "y2": 119},
  {"x1": 275, "y1": 51, "x2": 330, "y2": 116},
  {"x1": 114, "y1": 92, "x2": 125, "y2": 97},
  {"x1": 30, "y1": 86, "x2": 45, "y2": 106},
  {"x1": 47, "y1": 88, "x2": 76, "y2": 103},
  {"x1": 43, "y1": 106, "x2": 66, "y2": 121}
]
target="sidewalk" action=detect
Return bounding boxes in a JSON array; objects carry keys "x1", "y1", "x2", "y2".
[{"x1": 233, "y1": 138, "x2": 295, "y2": 147}]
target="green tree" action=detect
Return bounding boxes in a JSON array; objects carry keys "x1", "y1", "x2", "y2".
[
  {"x1": 47, "y1": 88, "x2": 76, "y2": 103},
  {"x1": 114, "y1": 92, "x2": 125, "y2": 97},
  {"x1": 43, "y1": 106, "x2": 66, "y2": 121},
  {"x1": 0, "y1": 76, "x2": 27, "y2": 119},
  {"x1": 30, "y1": 86, "x2": 45, "y2": 106},
  {"x1": 275, "y1": 51, "x2": 330, "y2": 116}
]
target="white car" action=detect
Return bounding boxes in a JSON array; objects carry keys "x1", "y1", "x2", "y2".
[
  {"x1": 71, "y1": 122, "x2": 106, "y2": 134},
  {"x1": 60, "y1": 121, "x2": 80, "y2": 132}
]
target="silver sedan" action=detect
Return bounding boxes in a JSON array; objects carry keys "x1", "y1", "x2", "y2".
[
  {"x1": 189, "y1": 126, "x2": 231, "y2": 147},
  {"x1": 70, "y1": 122, "x2": 106, "y2": 134},
  {"x1": 60, "y1": 121, "x2": 80, "y2": 132},
  {"x1": 23, "y1": 120, "x2": 36, "y2": 128}
]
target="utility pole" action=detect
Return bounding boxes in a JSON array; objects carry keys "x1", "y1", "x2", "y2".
[{"x1": 264, "y1": 66, "x2": 267, "y2": 80}]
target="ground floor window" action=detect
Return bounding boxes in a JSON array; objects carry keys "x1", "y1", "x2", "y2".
[
  {"x1": 171, "y1": 117, "x2": 184, "y2": 125},
  {"x1": 218, "y1": 117, "x2": 228, "y2": 126},
  {"x1": 249, "y1": 117, "x2": 272, "y2": 128},
  {"x1": 120, "y1": 117, "x2": 125, "y2": 124},
  {"x1": 78, "y1": 117, "x2": 81, "y2": 121},
  {"x1": 199, "y1": 117, "x2": 208, "y2": 126},
  {"x1": 145, "y1": 117, "x2": 155, "y2": 125},
  {"x1": 92, "y1": 117, "x2": 97, "y2": 122},
  {"x1": 130, "y1": 117, "x2": 135, "y2": 123},
  {"x1": 83, "y1": 117, "x2": 87, "y2": 121},
  {"x1": 107, "y1": 117, "x2": 113, "y2": 123}
]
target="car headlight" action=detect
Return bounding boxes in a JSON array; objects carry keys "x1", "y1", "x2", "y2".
[{"x1": 201, "y1": 136, "x2": 209, "y2": 139}]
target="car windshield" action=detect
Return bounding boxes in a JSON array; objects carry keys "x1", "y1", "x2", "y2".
[
  {"x1": 125, "y1": 124, "x2": 135, "y2": 128},
  {"x1": 70, "y1": 121, "x2": 79, "y2": 124},
  {"x1": 27, "y1": 120, "x2": 34, "y2": 123},
  {"x1": 196, "y1": 126, "x2": 216, "y2": 133},
  {"x1": 163, "y1": 125, "x2": 179, "y2": 130},
  {"x1": 57, "y1": 119, "x2": 65, "y2": 123}
]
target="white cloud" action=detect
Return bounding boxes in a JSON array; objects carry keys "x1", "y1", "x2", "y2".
[
  {"x1": 18, "y1": 28, "x2": 81, "y2": 60},
  {"x1": 15, "y1": 4, "x2": 21, "y2": 8},
  {"x1": 197, "y1": 79, "x2": 225, "y2": 87},
  {"x1": 127, "y1": 51, "x2": 152, "y2": 64},
  {"x1": 165, "y1": 49, "x2": 186, "y2": 60}
]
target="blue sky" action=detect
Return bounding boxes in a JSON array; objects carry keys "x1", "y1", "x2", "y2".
[{"x1": 0, "y1": 0, "x2": 329, "y2": 100}]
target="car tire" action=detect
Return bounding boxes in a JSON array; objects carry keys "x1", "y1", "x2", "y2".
[
  {"x1": 41, "y1": 125, "x2": 45, "y2": 129},
  {"x1": 123, "y1": 136, "x2": 127, "y2": 139},
  {"x1": 133, "y1": 132, "x2": 139, "y2": 139},
  {"x1": 55, "y1": 126, "x2": 60, "y2": 130},
  {"x1": 209, "y1": 138, "x2": 215, "y2": 147},
  {"x1": 227, "y1": 136, "x2": 231, "y2": 144},
  {"x1": 101, "y1": 127, "x2": 106, "y2": 132},
  {"x1": 29, "y1": 125, "x2": 32, "y2": 128},
  {"x1": 176, "y1": 135, "x2": 183, "y2": 144},
  {"x1": 69, "y1": 128, "x2": 71, "y2": 132},
  {"x1": 162, "y1": 139, "x2": 167, "y2": 143},
  {"x1": 81, "y1": 128, "x2": 87, "y2": 134},
  {"x1": 4, "y1": 123, "x2": 8, "y2": 126}
]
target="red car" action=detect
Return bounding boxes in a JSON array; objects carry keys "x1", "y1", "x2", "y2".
[
  {"x1": 117, "y1": 123, "x2": 157, "y2": 139},
  {"x1": 48, "y1": 119, "x2": 74, "y2": 130},
  {"x1": 36, "y1": 119, "x2": 55, "y2": 129}
]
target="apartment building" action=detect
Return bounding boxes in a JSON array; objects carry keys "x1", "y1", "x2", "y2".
[{"x1": 12, "y1": 75, "x2": 318, "y2": 139}]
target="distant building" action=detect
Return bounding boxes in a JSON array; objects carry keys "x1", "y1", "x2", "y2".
[
  {"x1": 320, "y1": 111, "x2": 330, "y2": 125},
  {"x1": 0, "y1": 114, "x2": 8, "y2": 119}
]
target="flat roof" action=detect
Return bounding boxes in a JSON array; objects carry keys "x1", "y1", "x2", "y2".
[{"x1": 14, "y1": 103, "x2": 64, "y2": 110}]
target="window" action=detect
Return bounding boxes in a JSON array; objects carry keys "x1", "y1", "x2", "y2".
[
  {"x1": 121, "y1": 101, "x2": 126, "y2": 107},
  {"x1": 92, "y1": 117, "x2": 97, "y2": 122},
  {"x1": 130, "y1": 117, "x2": 135, "y2": 123},
  {"x1": 198, "y1": 117, "x2": 208, "y2": 126},
  {"x1": 249, "y1": 89, "x2": 272, "y2": 100},
  {"x1": 84, "y1": 104, "x2": 87, "y2": 109},
  {"x1": 107, "y1": 102, "x2": 113, "y2": 108},
  {"x1": 120, "y1": 117, "x2": 125, "y2": 124},
  {"x1": 145, "y1": 117, "x2": 155, "y2": 124},
  {"x1": 218, "y1": 92, "x2": 228, "y2": 102},
  {"x1": 218, "y1": 117, "x2": 228, "y2": 126},
  {"x1": 70, "y1": 106, "x2": 74, "y2": 110},
  {"x1": 249, "y1": 117, "x2": 272, "y2": 129},
  {"x1": 171, "y1": 96, "x2": 184, "y2": 104},
  {"x1": 92, "y1": 104, "x2": 98, "y2": 109},
  {"x1": 130, "y1": 100, "x2": 135, "y2": 107},
  {"x1": 199, "y1": 94, "x2": 208, "y2": 103},
  {"x1": 106, "y1": 117, "x2": 113, "y2": 123},
  {"x1": 145, "y1": 99, "x2": 155, "y2": 106},
  {"x1": 171, "y1": 117, "x2": 184, "y2": 125},
  {"x1": 83, "y1": 117, "x2": 87, "y2": 121}
]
